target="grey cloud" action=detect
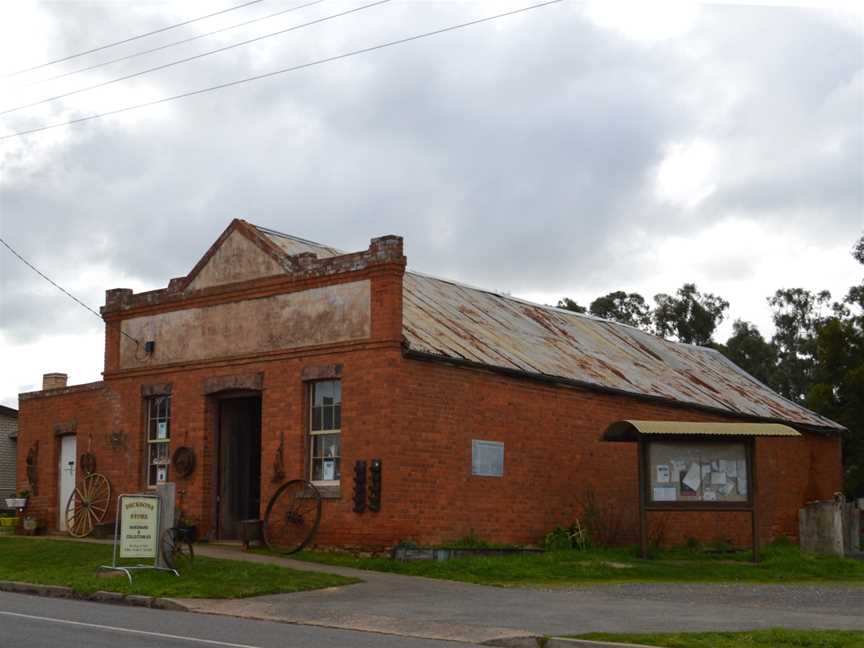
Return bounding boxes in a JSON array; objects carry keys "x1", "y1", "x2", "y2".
[{"x1": 1, "y1": 2, "x2": 861, "y2": 352}]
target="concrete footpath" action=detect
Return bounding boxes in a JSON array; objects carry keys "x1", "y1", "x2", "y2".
[{"x1": 170, "y1": 545, "x2": 864, "y2": 644}]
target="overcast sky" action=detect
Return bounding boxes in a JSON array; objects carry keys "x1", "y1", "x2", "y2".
[{"x1": 0, "y1": 0, "x2": 861, "y2": 408}]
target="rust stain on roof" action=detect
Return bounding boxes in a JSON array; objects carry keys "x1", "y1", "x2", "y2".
[{"x1": 402, "y1": 272, "x2": 842, "y2": 431}]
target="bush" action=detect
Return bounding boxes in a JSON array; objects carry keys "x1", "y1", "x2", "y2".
[
  {"x1": 543, "y1": 522, "x2": 589, "y2": 551},
  {"x1": 705, "y1": 537, "x2": 734, "y2": 553},
  {"x1": 449, "y1": 530, "x2": 492, "y2": 549},
  {"x1": 580, "y1": 488, "x2": 626, "y2": 548},
  {"x1": 769, "y1": 535, "x2": 794, "y2": 548}
]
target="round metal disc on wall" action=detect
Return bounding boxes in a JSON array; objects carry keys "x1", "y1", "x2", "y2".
[{"x1": 172, "y1": 446, "x2": 196, "y2": 479}]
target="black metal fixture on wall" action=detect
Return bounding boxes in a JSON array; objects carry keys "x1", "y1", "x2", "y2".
[
  {"x1": 352, "y1": 460, "x2": 367, "y2": 513},
  {"x1": 368, "y1": 459, "x2": 382, "y2": 512}
]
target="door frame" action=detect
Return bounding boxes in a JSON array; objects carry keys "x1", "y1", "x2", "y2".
[
  {"x1": 211, "y1": 390, "x2": 262, "y2": 540},
  {"x1": 57, "y1": 434, "x2": 77, "y2": 531}
]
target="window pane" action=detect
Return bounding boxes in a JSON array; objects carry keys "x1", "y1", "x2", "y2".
[
  {"x1": 334, "y1": 405, "x2": 341, "y2": 430},
  {"x1": 312, "y1": 406, "x2": 322, "y2": 431},
  {"x1": 323, "y1": 434, "x2": 339, "y2": 458},
  {"x1": 323, "y1": 406, "x2": 333, "y2": 430},
  {"x1": 314, "y1": 381, "x2": 334, "y2": 407},
  {"x1": 333, "y1": 380, "x2": 341, "y2": 405},
  {"x1": 312, "y1": 435, "x2": 325, "y2": 458}
]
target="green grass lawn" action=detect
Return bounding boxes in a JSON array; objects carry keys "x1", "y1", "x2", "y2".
[
  {"x1": 290, "y1": 544, "x2": 864, "y2": 587},
  {"x1": 570, "y1": 629, "x2": 864, "y2": 647},
  {"x1": 0, "y1": 537, "x2": 358, "y2": 598}
]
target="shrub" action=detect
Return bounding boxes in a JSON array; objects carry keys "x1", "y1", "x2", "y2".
[
  {"x1": 449, "y1": 530, "x2": 491, "y2": 549},
  {"x1": 706, "y1": 537, "x2": 734, "y2": 553},
  {"x1": 579, "y1": 488, "x2": 626, "y2": 547},
  {"x1": 769, "y1": 535, "x2": 794, "y2": 548},
  {"x1": 543, "y1": 521, "x2": 589, "y2": 551}
]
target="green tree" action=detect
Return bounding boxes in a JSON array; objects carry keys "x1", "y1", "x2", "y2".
[
  {"x1": 557, "y1": 298, "x2": 586, "y2": 314},
  {"x1": 719, "y1": 320, "x2": 777, "y2": 387},
  {"x1": 588, "y1": 291, "x2": 652, "y2": 330},
  {"x1": 653, "y1": 283, "x2": 730, "y2": 345},
  {"x1": 808, "y1": 234, "x2": 864, "y2": 496},
  {"x1": 853, "y1": 234, "x2": 864, "y2": 265},
  {"x1": 767, "y1": 288, "x2": 832, "y2": 404}
]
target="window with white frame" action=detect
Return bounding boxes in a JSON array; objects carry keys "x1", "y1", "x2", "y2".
[
  {"x1": 146, "y1": 395, "x2": 171, "y2": 487},
  {"x1": 310, "y1": 380, "x2": 341, "y2": 484}
]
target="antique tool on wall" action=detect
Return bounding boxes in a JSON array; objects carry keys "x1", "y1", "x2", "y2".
[
  {"x1": 271, "y1": 430, "x2": 286, "y2": 483},
  {"x1": 353, "y1": 460, "x2": 367, "y2": 514},
  {"x1": 80, "y1": 433, "x2": 97, "y2": 475},
  {"x1": 25, "y1": 441, "x2": 39, "y2": 495}
]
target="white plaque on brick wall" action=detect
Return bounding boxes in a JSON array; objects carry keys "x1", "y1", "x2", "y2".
[{"x1": 472, "y1": 440, "x2": 504, "y2": 477}]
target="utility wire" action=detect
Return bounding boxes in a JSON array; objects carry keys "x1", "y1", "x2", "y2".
[
  {"x1": 2, "y1": 0, "x2": 267, "y2": 79},
  {"x1": 1, "y1": 0, "x2": 389, "y2": 116},
  {"x1": 25, "y1": 0, "x2": 326, "y2": 88},
  {"x1": 0, "y1": 236, "x2": 140, "y2": 344},
  {"x1": 0, "y1": 0, "x2": 564, "y2": 141}
]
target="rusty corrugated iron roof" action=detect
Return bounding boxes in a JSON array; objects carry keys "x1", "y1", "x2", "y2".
[
  {"x1": 253, "y1": 224, "x2": 841, "y2": 432},
  {"x1": 402, "y1": 272, "x2": 843, "y2": 432}
]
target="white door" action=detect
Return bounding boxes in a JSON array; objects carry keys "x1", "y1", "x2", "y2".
[{"x1": 58, "y1": 436, "x2": 76, "y2": 531}]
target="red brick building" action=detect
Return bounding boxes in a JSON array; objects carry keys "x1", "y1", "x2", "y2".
[{"x1": 16, "y1": 219, "x2": 844, "y2": 549}]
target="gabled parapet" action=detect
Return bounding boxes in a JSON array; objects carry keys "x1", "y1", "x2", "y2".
[{"x1": 101, "y1": 219, "x2": 404, "y2": 315}]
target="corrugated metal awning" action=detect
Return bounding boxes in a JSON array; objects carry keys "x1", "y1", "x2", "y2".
[{"x1": 602, "y1": 420, "x2": 801, "y2": 442}]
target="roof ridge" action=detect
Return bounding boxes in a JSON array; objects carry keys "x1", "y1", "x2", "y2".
[{"x1": 252, "y1": 224, "x2": 345, "y2": 254}]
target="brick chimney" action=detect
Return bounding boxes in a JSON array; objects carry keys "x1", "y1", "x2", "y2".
[{"x1": 42, "y1": 373, "x2": 68, "y2": 390}]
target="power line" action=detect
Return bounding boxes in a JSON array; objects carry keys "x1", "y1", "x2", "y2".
[
  {"x1": 0, "y1": 236, "x2": 140, "y2": 344},
  {"x1": 0, "y1": 0, "x2": 565, "y2": 141},
  {"x1": 25, "y1": 0, "x2": 327, "y2": 88},
  {"x1": 1, "y1": 0, "x2": 390, "y2": 117},
  {"x1": 3, "y1": 0, "x2": 267, "y2": 79}
]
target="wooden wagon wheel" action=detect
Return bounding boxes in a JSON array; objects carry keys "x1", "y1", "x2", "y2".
[{"x1": 65, "y1": 473, "x2": 111, "y2": 538}]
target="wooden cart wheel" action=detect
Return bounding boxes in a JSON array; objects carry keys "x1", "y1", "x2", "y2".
[
  {"x1": 65, "y1": 473, "x2": 111, "y2": 538},
  {"x1": 262, "y1": 480, "x2": 322, "y2": 555},
  {"x1": 161, "y1": 528, "x2": 194, "y2": 573}
]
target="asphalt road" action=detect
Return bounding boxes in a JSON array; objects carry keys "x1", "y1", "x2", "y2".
[
  {"x1": 0, "y1": 591, "x2": 474, "y2": 648},
  {"x1": 189, "y1": 547, "x2": 864, "y2": 640}
]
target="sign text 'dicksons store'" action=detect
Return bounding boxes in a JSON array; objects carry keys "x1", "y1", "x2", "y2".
[{"x1": 119, "y1": 496, "x2": 159, "y2": 558}]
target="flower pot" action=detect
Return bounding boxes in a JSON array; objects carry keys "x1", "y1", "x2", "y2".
[
  {"x1": 4, "y1": 498, "x2": 27, "y2": 509},
  {"x1": 22, "y1": 516, "x2": 37, "y2": 531}
]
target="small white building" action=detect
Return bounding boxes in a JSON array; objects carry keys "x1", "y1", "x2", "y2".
[{"x1": 0, "y1": 405, "x2": 18, "y2": 499}]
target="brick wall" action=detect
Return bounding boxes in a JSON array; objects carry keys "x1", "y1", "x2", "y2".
[
  {"x1": 0, "y1": 412, "x2": 17, "y2": 497},
  {"x1": 383, "y1": 357, "x2": 842, "y2": 549},
  {"x1": 14, "y1": 229, "x2": 842, "y2": 549}
]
